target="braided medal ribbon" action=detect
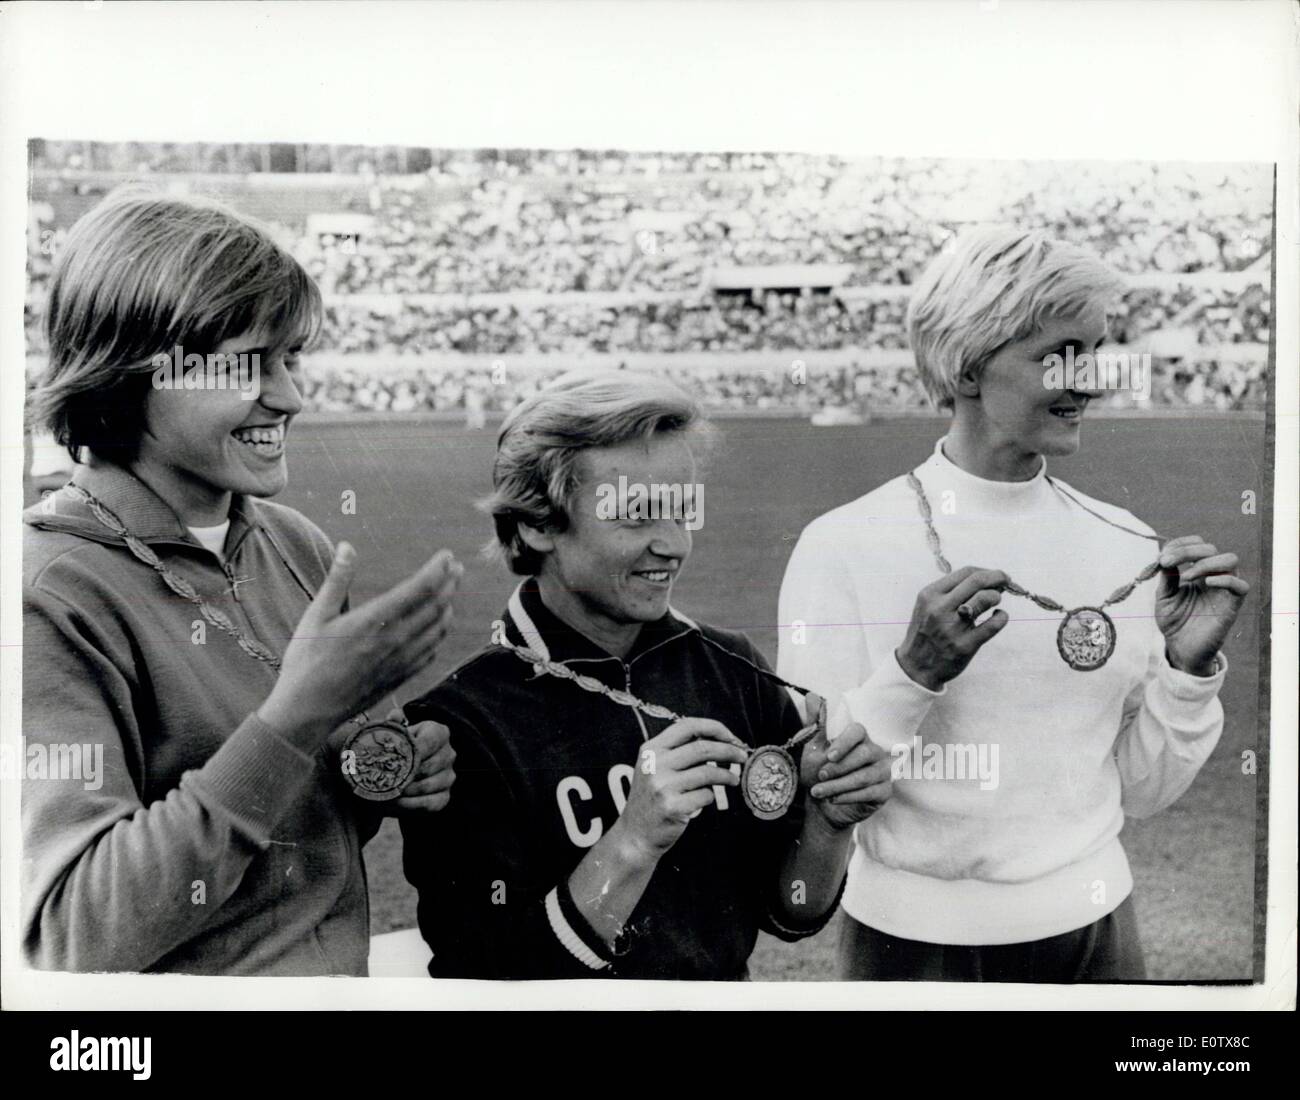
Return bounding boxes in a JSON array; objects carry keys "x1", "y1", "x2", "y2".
[
  {"x1": 495, "y1": 633, "x2": 823, "y2": 819},
  {"x1": 63, "y1": 483, "x2": 418, "y2": 799},
  {"x1": 906, "y1": 471, "x2": 1162, "y2": 671}
]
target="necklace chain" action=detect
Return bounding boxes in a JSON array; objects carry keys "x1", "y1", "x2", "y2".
[
  {"x1": 62, "y1": 483, "x2": 383, "y2": 729},
  {"x1": 66, "y1": 484, "x2": 286, "y2": 669},
  {"x1": 64, "y1": 480, "x2": 830, "y2": 749},
  {"x1": 494, "y1": 633, "x2": 821, "y2": 753},
  {"x1": 906, "y1": 471, "x2": 1162, "y2": 611}
]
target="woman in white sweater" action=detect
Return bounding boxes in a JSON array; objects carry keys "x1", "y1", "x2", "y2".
[{"x1": 777, "y1": 227, "x2": 1249, "y2": 981}]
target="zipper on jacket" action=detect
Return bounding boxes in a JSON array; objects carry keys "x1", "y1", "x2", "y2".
[
  {"x1": 193, "y1": 544, "x2": 273, "y2": 668},
  {"x1": 213, "y1": 553, "x2": 280, "y2": 668},
  {"x1": 222, "y1": 561, "x2": 244, "y2": 604}
]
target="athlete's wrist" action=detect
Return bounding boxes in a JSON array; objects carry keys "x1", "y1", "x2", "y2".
[
  {"x1": 895, "y1": 647, "x2": 945, "y2": 692},
  {"x1": 803, "y1": 793, "x2": 859, "y2": 838},
  {"x1": 605, "y1": 821, "x2": 662, "y2": 874},
  {"x1": 1166, "y1": 647, "x2": 1222, "y2": 678},
  {"x1": 255, "y1": 695, "x2": 330, "y2": 750}
]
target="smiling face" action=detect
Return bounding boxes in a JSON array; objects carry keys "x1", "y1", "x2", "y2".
[
  {"x1": 952, "y1": 304, "x2": 1110, "y2": 478},
  {"x1": 131, "y1": 329, "x2": 306, "y2": 526},
  {"x1": 525, "y1": 433, "x2": 696, "y2": 657}
]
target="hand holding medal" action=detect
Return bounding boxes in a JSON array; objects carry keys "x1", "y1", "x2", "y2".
[
  {"x1": 614, "y1": 718, "x2": 750, "y2": 861},
  {"x1": 896, "y1": 564, "x2": 1013, "y2": 691},
  {"x1": 343, "y1": 708, "x2": 456, "y2": 808},
  {"x1": 1154, "y1": 534, "x2": 1249, "y2": 676},
  {"x1": 800, "y1": 698, "x2": 894, "y2": 830},
  {"x1": 494, "y1": 634, "x2": 854, "y2": 823},
  {"x1": 900, "y1": 470, "x2": 1247, "y2": 679}
]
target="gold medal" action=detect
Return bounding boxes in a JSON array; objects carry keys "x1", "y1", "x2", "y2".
[
  {"x1": 1056, "y1": 606, "x2": 1117, "y2": 671},
  {"x1": 342, "y1": 719, "x2": 418, "y2": 801}
]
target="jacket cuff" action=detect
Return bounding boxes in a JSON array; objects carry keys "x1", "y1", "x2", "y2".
[
  {"x1": 544, "y1": 881, "x2": 612, "y2": 971},
  {"x1": 764, "y1": 871, "x2": 846, "y2": 942},
  {"x1": 183, "y1": 712, "x2": 319, "y2": 848},
  {"x1": 832, "y1": 648, "x2": 943, "y2": 752}
]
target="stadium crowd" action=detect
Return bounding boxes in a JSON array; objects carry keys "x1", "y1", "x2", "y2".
[
  {"x1": 316, "y1": 293, "x2": 906, "y2": 355},
  {"x1": 314, "y1": 285, "x2": 1267, "y2": 358},
  {"x1": 292, "y1": 158, "x2": 1271, "y2": 297},
  {"x1": 26, "y1": 148, "x2": 1272, "y2": 414},
  {"x1": 298, "y1": 357, "x2": 1266, "y2": 418},
  {"x1": 33, "y1": 142, "x2": 799, "y2": 180},
  {"x1": 300, "y1": 363, "x2": 929, "y2": 417}
]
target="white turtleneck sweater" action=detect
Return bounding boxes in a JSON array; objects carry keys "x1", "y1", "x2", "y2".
[{"x1": 777, "y1": 437, "x2": 1226, "y2": 945}]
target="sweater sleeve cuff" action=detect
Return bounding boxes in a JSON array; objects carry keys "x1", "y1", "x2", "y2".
[
  {"x1": 832, "y1": 648, "x2": 944, "y2": 752},
  {"x1": 1151, "y1": 652, "x2": 1228, "y2": 737},
  {"x1": 545, "y1": 882, "x2": 613, "y2": 970},
  {"x1": 183, "y1": 712, "x2": 320, "y2": 848},
  {"x1": 1158, "y1": 650, "x2": 1228, "y2": 695}
]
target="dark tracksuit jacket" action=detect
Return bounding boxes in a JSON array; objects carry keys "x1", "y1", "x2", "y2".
[{"x1": 401, "y1": 578, "x2": 841, "y2": 980}]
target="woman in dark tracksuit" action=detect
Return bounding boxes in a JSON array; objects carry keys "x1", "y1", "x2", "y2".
[{"x1": 401, "y1": 370, "x2": 895, "y2": 978}]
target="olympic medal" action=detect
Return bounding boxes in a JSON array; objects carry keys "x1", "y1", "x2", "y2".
[
  {"x1": 342, "y1": 719, "x2": 418, "y2": 801},
  {"x1": 741, "y1": 745, "x2": 799, "y2": 820},
  {"x1": 1057, "y1": 606, "x2": 1117, "y2": 671}
]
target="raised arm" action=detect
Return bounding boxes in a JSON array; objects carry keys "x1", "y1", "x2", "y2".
[
  {"x1": 22, "y1": 585, "x2": 319, "y2": 972},
  {"x1": 23, "y1": 544, "x2": 458, "y2": 972},
  {"x1": 1115, "y1": 533, "x2": 1247, "y2": 819},
  {"x1": 777, "y1": 523, "x2": 1007, "y2": 750}
]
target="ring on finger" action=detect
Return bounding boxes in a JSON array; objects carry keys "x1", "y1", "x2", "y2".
[{"x1": 956, "y1": 603, "x2": 976, "y2": 626}]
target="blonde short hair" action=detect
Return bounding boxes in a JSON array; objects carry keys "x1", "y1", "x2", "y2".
[
  {"x1": 907, "y1": 226, "x2": 1126, "y2": 409},
  {"x1": 482, "y1": 370, "x2": 712, "y2": 575},
  {"x1": 29, "y1": 188, "x2": 321, "y2": 463}
]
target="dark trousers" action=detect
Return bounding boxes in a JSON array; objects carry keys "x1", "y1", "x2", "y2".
[{"x1": 837, "y1": 895, "x2": 1147, "y2": 983}]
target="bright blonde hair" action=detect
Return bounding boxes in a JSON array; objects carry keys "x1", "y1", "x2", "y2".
[{"x1": 907, "y1": 226, "x2": 1126, "y2": 408}]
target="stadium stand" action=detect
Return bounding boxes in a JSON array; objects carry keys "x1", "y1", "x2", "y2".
[{"x1": 26, "y1": 145, "x2": 1273, "y2": 415}]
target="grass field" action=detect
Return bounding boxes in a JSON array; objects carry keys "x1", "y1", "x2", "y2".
[{"x1": 258, "y1": 412, "x2": 1267, "y2": 981}]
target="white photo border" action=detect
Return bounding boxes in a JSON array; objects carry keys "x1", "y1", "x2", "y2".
[{"x1": 1, "y1": 0, "x2": 1295, "y2": 1012}]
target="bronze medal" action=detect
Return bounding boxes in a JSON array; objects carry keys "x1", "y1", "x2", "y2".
[
  {"x1": 1056, "y1": 606, "x2": 1117, "y2": 671},
  {"x1": 342, "y1": 719, "x2": 418, "y2": 801},
  {"x1": 741, "y1": 745, "x2": 799, "y2": 820}
]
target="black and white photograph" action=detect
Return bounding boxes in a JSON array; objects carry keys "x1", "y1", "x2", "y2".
[{"x1": 1, "y1": 0, "x2": 1295, "y2": 1055}]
